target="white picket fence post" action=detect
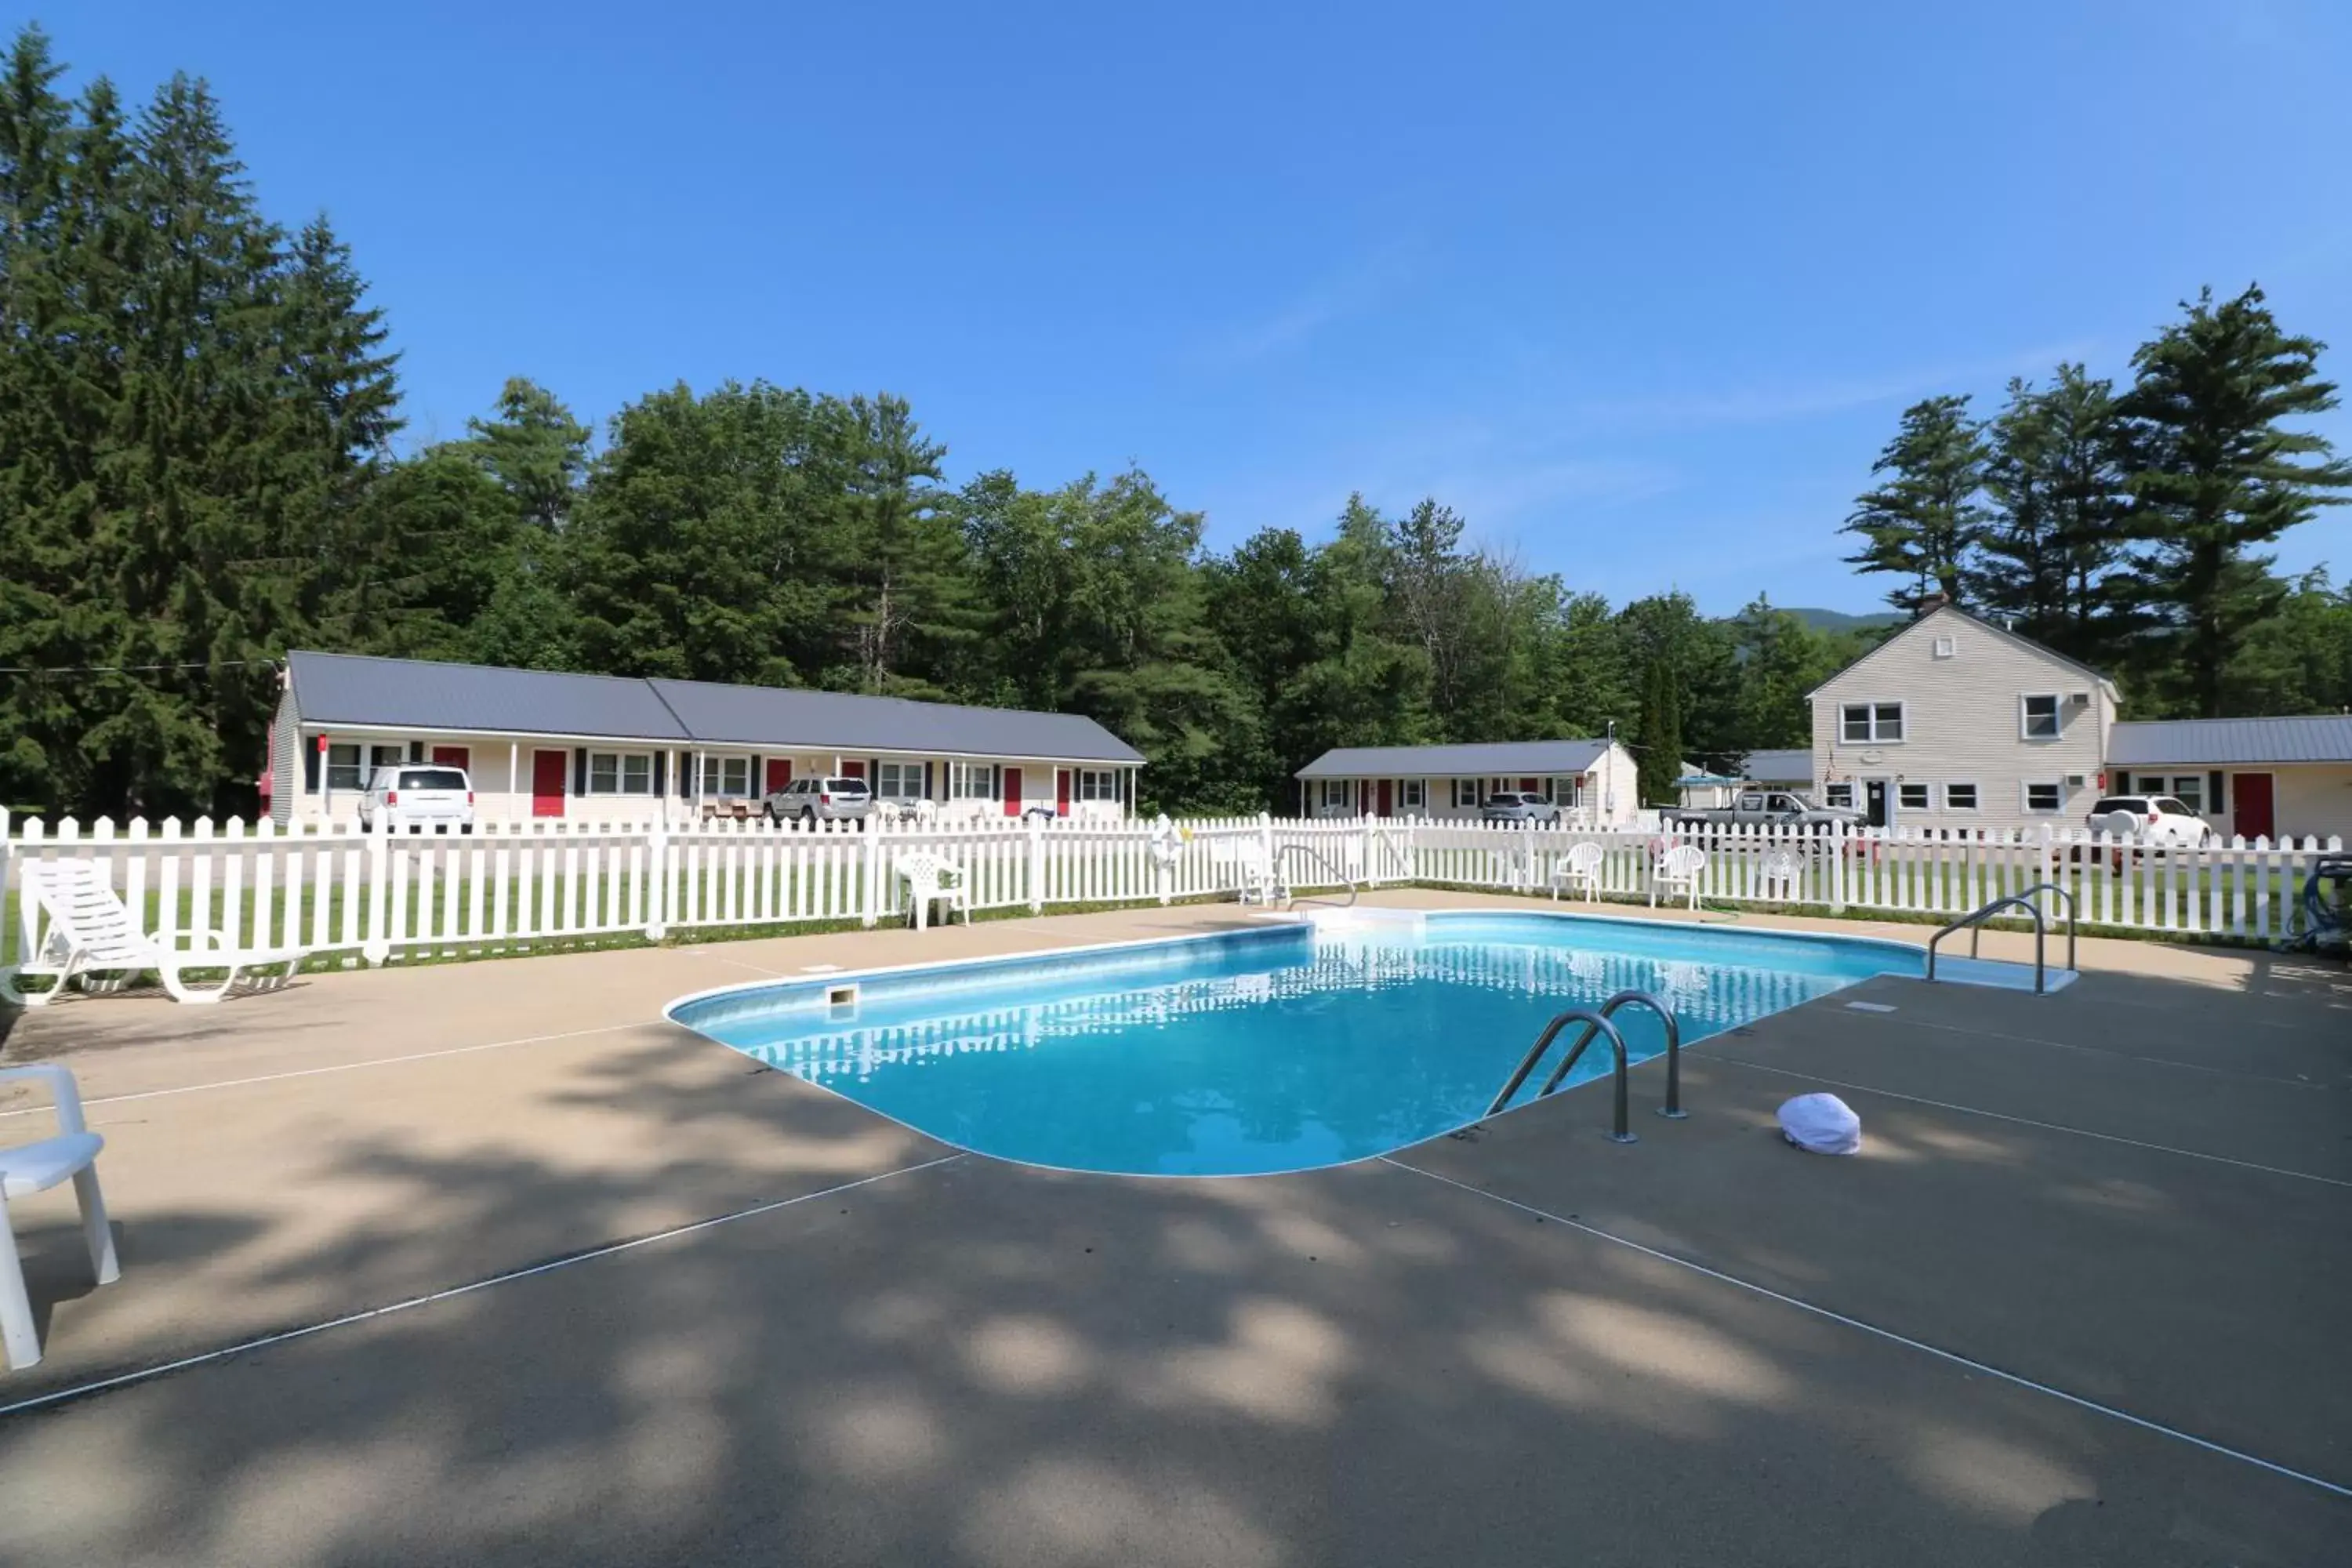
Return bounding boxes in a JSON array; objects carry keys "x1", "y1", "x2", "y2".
[
  {"x1": 1026, "y1": 814, "x2": 1046, "y2": 913},
  {"x1": 645, "y1": 816, "x2": 670, "y2": 941},
  {"x1": 361, "y1": 810, "x2": 391, "y2": 965},
  {"x1": 860, "y1": 817, "x2": 883, "y2": 927}
]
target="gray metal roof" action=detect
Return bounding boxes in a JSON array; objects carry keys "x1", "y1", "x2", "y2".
[
  {"x1": 289, "y1": 652, "x2": 690, "y2": 741},
  {"x1": 646, "y1": 678, "x2": 1144, "y2": 764},
  {"x1": 286, "y1": 652, "x2": 1143, "y2": 763},
  {"x1": 1740, "y1": 748, "x2": 1814, "y2": 781},
  {"x1": 1295, "y1": 739, "x2": 1615, "y2": 779},
  {"x1": 2106, "y1": 716, "x2": 2352, "y2": 766}
]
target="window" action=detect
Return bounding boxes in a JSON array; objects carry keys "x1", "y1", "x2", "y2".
[
  {"x1": 1840, "y1": 702, "x2": 1904, "y2": 742},
  {"x1": 949, "y1": 761, "x2": 998, "y2": 799},
  {"x1": 1078, "y1": 768, "x2": 1118, "y2": 801},
  {"x1": 325, "y1": 742, "x2": 364, "y2": 792},
  {"x1": 2169, "y1": 776, "x2": 2203, "y2": 814},
  {"x1": 2020, "y1": 694, "x2": 2060, "y2": 740},
  {"x1": 1944, "y1": 782, "x2": 1979, "y2": 811},
  {"x1": 587, "y1": 752, "x2": 653, "y2": 795},
  {"x1": 1898, "y1": 782, "x2": 1930, "y2": 811},
  {"x1": 367, "y1": 743, "x2": 404, "y2": 786},
  {"x1": 1319, "y1": 779, "x2": 1352, "y2": 809},
  {"x1": 876, "y1": 761, "x2": 922, "y2": 799},
  {"x1": 1824, "y1": 782, "x2": 1855, "y2": 808},
  {"x1": 1932, "y1": 636, "x2": 1956, "y2": 659},
  {"x1": 1554, "y1": 776, "x2": 1581, "y2": 807},
  {"x1": 1399, "y1": 779, "x2": 1425, "y2": 810},
  {"x1": 2024, "y1": 781, "x2": 2063, "y2": 814},
  {"x1": 696, "y1": 755, "x2": 751, "y2": 796},
  {"x1": 396, "y1": 768, "x2": 468, "y2": 792}
]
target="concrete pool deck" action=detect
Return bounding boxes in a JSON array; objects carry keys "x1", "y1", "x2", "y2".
[{"x1": 1, "y1": 892, "x2": 2347, "y2": 1564}]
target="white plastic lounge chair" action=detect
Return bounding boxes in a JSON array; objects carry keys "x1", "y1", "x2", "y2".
[
  {"x1": 1549, "y1": 842, "x2": 1605, "y2": 902},
  {"x1": 2, "y1": 859, "x2": 305, "y2": 1007},
  {"x1": 1650, "y1": 844, "x2": 1706, "y2": 909},
  {"x1": 895, "y1": 851, "x2": 969, "y2": 931},
  {"x1": 0, "y1": 1064, "x2": 119, "y2": 1370},
  {"x1": 1759, "y1": 848, "x2": 1803, "y2": 902}
]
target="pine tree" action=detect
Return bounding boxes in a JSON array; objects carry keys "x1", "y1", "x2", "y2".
[
  {"x1": 1842, "y1": 395, "x2": 1990, "y2": 611},
  {"x1": 1635, "y1": 655, "x2": 1683, "y2": 807},
  {"x1": 2122, "y1": 285, "x2": 2352, "y2": 716},
  {"x1": 463, "y1": 376, "x2": 590, "y2": 532}
]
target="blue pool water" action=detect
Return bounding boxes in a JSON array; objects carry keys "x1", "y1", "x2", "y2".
[{"x1": 670, "y1": 913, "x2": 1932, "y2": 1177}]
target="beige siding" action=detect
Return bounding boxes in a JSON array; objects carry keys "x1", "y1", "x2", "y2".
[
  {"x1": 269, "y1": 684, "x2": 299, "y2": 826},
  {"x1": 1813, "y1": 607, "x2": 2114, "y2": 832}
]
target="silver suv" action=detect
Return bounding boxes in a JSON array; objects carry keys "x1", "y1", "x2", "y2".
[
  {"x1": 764, "y1": 775, "x2": 873, "y2": 826},
  {"x1": 1480, "y1": 791, "x2": 1562, "y2": 826}
]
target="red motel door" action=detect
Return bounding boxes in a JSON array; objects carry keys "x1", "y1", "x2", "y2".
[
  {"x1": 1376, "y1": 779, "x2": 1392, "y2": 817},
  {"x1": 530, "y1": 750, "x2": 568, "y2": 817},
  {"x1": 840, "y1": 760, "x2": 865, "y2": 780},
  {"x1": 765, "y1": 758, "x2": 793, "y2": 793},
  {"x1": 1001, "y1": 767, "x2": 1023, "y2": 817},
  {"x1": 1056, "y1": 769, "x2": 1072, "y2": 815},
  {"x1": 2233, "y1": 773, "x2": 2274, "y2": 840},
  {"x1": 431, "y1": 746, "x2": 470, "y2": 770},
  {"x1": 1519, "y1": 777, "x2": 1537, "y2": 793}
]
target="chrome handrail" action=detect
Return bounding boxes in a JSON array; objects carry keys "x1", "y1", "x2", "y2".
[
  {"x1": 1274, "y1": 843, "x2": 1359, "y2": 908},
  {"x1": 1925, "y1": 882, "x2": 2077, "y2": 994},
  {"x1": 1485, "y1": 987, "x2": 1685, "y2": 1142}
]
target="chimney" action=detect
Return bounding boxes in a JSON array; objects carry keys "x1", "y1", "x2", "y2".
[{"x1": 1914, "y1": 590, "x2": 1950, "y2": 618}]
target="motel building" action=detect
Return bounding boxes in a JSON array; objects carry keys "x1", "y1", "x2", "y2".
[
  {"x1": 266, "y1": 652, "x2": 1145, "y2": 826},
  {"x1": 1290, "y1": 739, "x2": 1642, "y2": 824}
]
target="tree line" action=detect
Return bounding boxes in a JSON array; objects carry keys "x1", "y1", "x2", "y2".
[
  {"x1": 1840, "y1": 289, "x2": 2351, "y2": 717},
  {"x1": 9, "y1": 28, "x2": 2347, "y2": 825}
]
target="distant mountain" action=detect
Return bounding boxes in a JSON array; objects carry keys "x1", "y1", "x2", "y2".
[{"x1": 1782, "y1": 607, "x2": 1902, "y2": 635}]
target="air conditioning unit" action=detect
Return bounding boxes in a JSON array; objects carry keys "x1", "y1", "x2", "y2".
[
  {"x1": 2063, "y1": 774, "x2": 2088, "y2": 789},
  {"x1": 2068, "y1": 691, "x2": 2092, "y2": 706}
]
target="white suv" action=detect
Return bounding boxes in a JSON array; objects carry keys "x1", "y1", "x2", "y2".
[
  {"x1": 2087, "y1": 794, "x2": 2215, "y2": 848},
  {"x1": 358, "y1": 765, "x2": 475, "y2": 833}
]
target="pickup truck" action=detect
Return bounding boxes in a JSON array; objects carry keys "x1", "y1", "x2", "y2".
[{"x1": 1668, "y1": 789, "x2": 1864, "y2": 829}]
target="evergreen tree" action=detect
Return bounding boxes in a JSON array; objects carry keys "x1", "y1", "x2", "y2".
[
  {"x1": 1842, "y1": 395, "x2": 1990, "y2": 611},
  {"x1": 2120, "y1": 285, "x2": 2352, "y2": 717},
  {"x1": 1634, "y1": 655, "x2": 1682, "y2": 807},
  {"x1": 462, "y1": 377, "x2": 590, "y2": 532},
  {"x1": 1972, "y1": 366, "x2": 2134, "y2": 662}
]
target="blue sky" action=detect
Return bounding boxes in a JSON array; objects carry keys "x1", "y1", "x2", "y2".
[{"x1": 37, "y1": 1, "x2": 2352, "y2": 613}]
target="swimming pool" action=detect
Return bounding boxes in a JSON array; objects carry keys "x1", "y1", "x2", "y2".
[{"x1": 669, "y1": 910, "x2": 2020, "y2": 1177}]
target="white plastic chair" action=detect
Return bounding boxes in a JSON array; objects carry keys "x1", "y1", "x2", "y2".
[
  {"x1": 1549, "y1": 842, "x2": 1604, "y2": 902},
  {"x1": 1, "y1": 1064, "x2": 119, "y2": 1370},
  {"x1": 2, "y1": 859, "x2": 305, "y2": 1007},
  {"x1": 1759, "y1": 848, "x2": 1803, "y2": 902},
  {"x1": 1233, "y1": 842, "x2": 1290, "y2": 907},
  {"x1": 895, "y1": 851, "x2": 969, "y2": 931},
  {"x1": 1650, "y1": 844, "x2": 1706, "y2": 909}
]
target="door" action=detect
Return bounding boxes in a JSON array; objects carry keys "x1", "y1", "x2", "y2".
[
  {"x1": 1055, "y1": 768, "x2": 1072, "y2": 817},
  {"x1": 2232, "y1": 772, "x2": 2274, "y2": 840},
  {"x1": 840, "y1": 760, "x2": 864, "y2": 780},
  {"x1": 430, "y1": 746, "x2": 470, "y2": 770},
  {"x1": 1519, "y1": 778, "x2": 1538, "y2": 793},
  {"x1": 765, "y1": 758, "x2": 793, "y2": 794},
  {"x1": 1863, "y1": 779, "x2": 1889, "y2": 828},
  {"x1": 1376, "y1": 779, "x2": 1393, "y2": 817},
  {"x1": 530, "y1": 750, "x2": 568, "y2": 818},
  {"x1": 1001, "y1": 767, "x2": 1023, "y2": 817}
]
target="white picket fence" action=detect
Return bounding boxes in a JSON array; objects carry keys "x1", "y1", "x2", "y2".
[{"x1": 2, "y1": 808, "x2": 2339, "y2": 983}]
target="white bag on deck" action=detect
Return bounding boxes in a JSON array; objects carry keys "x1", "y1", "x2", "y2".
[{"x1": 1778, "y1": 1093, "x2": 1860, "y2": 1156}]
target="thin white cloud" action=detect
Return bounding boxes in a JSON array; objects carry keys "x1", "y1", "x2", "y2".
[
  {"x1": 1568, "y1": 339, "x2": 2100, "y2": 434},
  {"x1": 1189, "y1": 245, "x2": 1422, "y2": 368}
]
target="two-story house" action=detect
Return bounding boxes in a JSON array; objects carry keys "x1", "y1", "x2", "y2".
[{"x1": 1809, "y1": 598, "x2": 2119, "y2": 831}]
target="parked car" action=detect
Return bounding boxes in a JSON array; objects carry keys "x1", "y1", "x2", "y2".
[
  {"x1": 1671, "y1": 789, "x2": 1864, "y2": 830},
  {"x1": 1481, "y1": 791, "x2": 1562, "y2": 826},
  {"x1": 764, "y1": 775, "x2": 873, "y2": 826},
  {"x1": 2087, "y1": 794, "x2": 2216, "y2": 848},
  {"x1": 358, "y1": 765, "x2": 474, "y2": 833}
]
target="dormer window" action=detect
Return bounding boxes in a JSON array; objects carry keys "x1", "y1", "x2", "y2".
[{"x1": 1932, "y1": 636, "x2": 1956, "y2": 659}]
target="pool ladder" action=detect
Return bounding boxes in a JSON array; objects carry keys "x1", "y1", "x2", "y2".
[
  {"x1": 1926, "y1": 882, "x2": 2076, "y2": 995},
  {"x1": 1485, "y1": 989, "x2": 1684, "y2": 1145}
]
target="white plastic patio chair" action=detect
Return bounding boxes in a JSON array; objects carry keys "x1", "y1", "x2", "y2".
[
  {"x1": 1549, "y1": 842, "x2": 1605, "y2": 902},
  {"x1": 0, "y1": 1064, "x2": 119, "y2": 1370},
  {"x1": 1232, "y1": 842, "x2": 1290, "y2": 907},
  {"x1": 2, "y1": 859, "x2": 306, "y2": 1007},
  {"x1": 1650, "y1": 844, "x2": 1706, "y2": 909},
  {"x1": 895, "y1": 851, "x2": 969, "y2": 931},
  {"x1": 1759, "y1": 848, "x2": 1803, "y2": 902}
]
